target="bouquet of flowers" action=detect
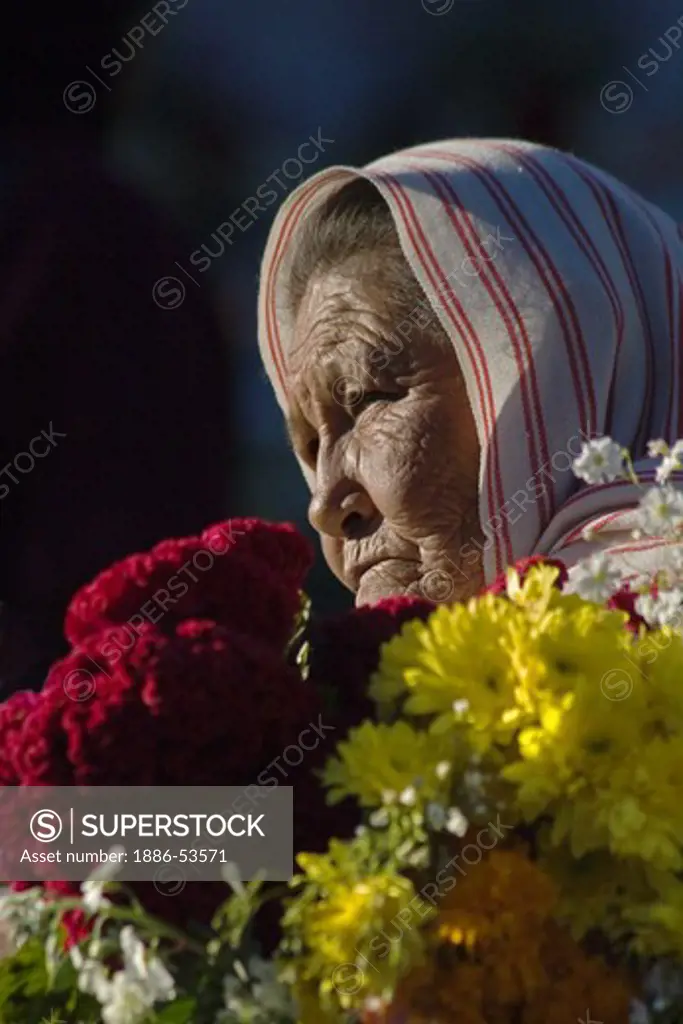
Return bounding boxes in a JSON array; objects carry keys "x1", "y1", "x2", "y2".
[{"x1": 2, "y1": 437, "x2": 683, "y2": 1023}]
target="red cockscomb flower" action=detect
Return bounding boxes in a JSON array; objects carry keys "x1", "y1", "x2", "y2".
[
  {"x1": 2, "y1": 518, "x2": 355, "y2": 939},
  {"x1": 64, "y1": 519, "x2": 313, "y2": 653},
  {"x1": 308, "y1": 595, "x2": 435, "y2": 734},
  {"x1": 0, "y1": 691, "x2": 40, "y2": 784}
]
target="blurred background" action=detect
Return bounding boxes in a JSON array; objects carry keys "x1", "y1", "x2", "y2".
[{"x1": 1, "y1": 0, "x2": 682, "y2": 691}]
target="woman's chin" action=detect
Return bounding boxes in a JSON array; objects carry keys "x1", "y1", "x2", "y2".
[{"x1": 354, "y1": 563, "x2": 418, "y2": 606}]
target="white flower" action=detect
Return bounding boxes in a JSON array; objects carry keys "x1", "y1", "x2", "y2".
[
  {"x1": 144, "y1": 957, "x2": 176, "y2": 1004},
  {"x1": 363, "y1": 995, "x2": 388, "y2": 1015},
  {"x1": 647, "y1": 439, "x2": 670, "y2": 459},
  {"x1": 656, "y1": 441, "x2": 683, "y2": 484},
  {"x1": 101, "y1": 973, "x2": 150, "y2": 1024},
  {"x1": 425, "y1": 802, "x2": 447, "y2": 831},
  {"x1": 464, "y1": 769, "x2": 484, "y2": 790},
  {"x1": 81, "y1": 880, "x2": 110, "y2": 916},
  {"x1": 221, "y1": 860, "x2": 245, "y2": 895},
  {"x1": 638, "y1": 485, "x2": 683, "y2": 537},
  {"x1": 249, "y1": 957, "x2": 295, "y2": 1015},
  {"x1": 629, "y1": 999, "x2": 651, "y2": 1024},
  {"x1": 569, "y1": 551, "x2": 623, "y2": 602},
  {"x1": 0, "y1": 890, "x2": 48, "y2": 948},
  {"x1": 86, "y1": 846, "x2": 126, "y2": 883},
  {"x1": 399, "y1": 785, "x2": 417, "y2": 806},
  {"x1": 121, "y1": 926, "x2": 175, "y2": 1001},
  {"x1": 70, "y1": 946, "x2": 111, "y2": 1002},
  {"x1": 434, "y1": 760, "x2": 451, "y2": 780},
  {"x1": 445, "y1": 807, "x2": 469, "y2": 837},
  {"x1": 452, "y1": 698, "x2": 470, "y2": 715},
  {"x1": 369, "y1": 807, "x2": 389, "y2": 828},
  {"x1": 635, "y1": 590, "x2": 683, "y2": 629},
  {"x1": 120, "y1": 926, "x2": 147, "y2": 982},
  {"x1": 572, "y1": 437, "x2": 625, "y2": 484}
]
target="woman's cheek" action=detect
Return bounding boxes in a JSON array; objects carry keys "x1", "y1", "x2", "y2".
[{"x1": 356, "y1": 416, "x2": 412, "y2": 511}]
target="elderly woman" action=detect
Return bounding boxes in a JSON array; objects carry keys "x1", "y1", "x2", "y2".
[{"x1": 258, "y1": 139, "x2": 683, "y2": 607}]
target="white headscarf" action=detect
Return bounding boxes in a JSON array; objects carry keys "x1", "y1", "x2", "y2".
[{"x1": 258, "y1": 138, "x2": 683, "y2": 588}]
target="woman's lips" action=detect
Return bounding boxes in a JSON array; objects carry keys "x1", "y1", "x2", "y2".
[{"x1": 353, "y1": 558, "x2": 420, "y2": 603}]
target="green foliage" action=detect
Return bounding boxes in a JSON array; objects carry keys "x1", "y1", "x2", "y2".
[{"x1": 0, "y1": 937, "x2": 98, "y2": 1023}]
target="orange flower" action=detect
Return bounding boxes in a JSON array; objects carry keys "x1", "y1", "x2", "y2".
[{"x1": 381, "y1": 850, "x2": 635, "y2": 1024}]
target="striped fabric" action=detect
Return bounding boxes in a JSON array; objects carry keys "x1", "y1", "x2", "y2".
[{"x1": 257, "y1": 139, "x2": 683, "y2": 589}]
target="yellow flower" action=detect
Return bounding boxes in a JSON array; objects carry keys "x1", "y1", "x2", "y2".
[
  {"x1": 540, "y1": 843, "x2": 656, "y2": 944},
  {"x1": 285, "y1": 841, "x2": 429, "y2": 1015},
  {"x1": 624, "y1": 869, "x2": 683, "y2": 958},
  {"x1": 322, "y1": 720, "x2": 455, "y2": 808},
  {"x1": 370, "y1": 595, "x2": 530, "y2": 752}
]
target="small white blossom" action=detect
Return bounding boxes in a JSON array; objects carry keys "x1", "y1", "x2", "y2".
[
  {"x1": 221, "y1": 860, "x2": 245, "y2": 895},
  {"x1": 86, "y1": 847, "x2": 126, "y2": 883},
  {"x1": 464, "y1": 769, "x2": 484, "y2": 788},
  {"x1": 647, "y1": 439, "x2": 670, "y2": 459},
  {"x1": 638, "y1": 485, "x2": 683, "y2": 537},
  {"x1": 81, "y1": 880, "x2": 110, "y2": 916},
  {"x1": 0, "y1": 890, "x2": 48, "y2": 948},
  {"x1": 570, "y1": 551, "x2": 623, "y2": 602},
  {"x1": 84, "y1": 926, "x2": 176, "y2": 1024},
  {"x1": 223, "y1": 973, "x2": 242, "y2": 1011},
  {"x1": 369, "y1": 807, "x2": 390, "y2": 828},
  {"x1": 101, "y1": 973, "x2": 150, "y2": 1024},
  {"x1": 572, "y1": 437, "x2": 625, "y2": 484},
  {"x1": 249, "y1": 957, "x2": 296, "y2": 1016},
  {"x1": 629, "y1": 999, "x2": 651, "y2": 1024},
  {"x1": 655, "y1": 440, "x2": 683, "y2": 484},
  {"x1": 70, "y1": 947, "x2": 111, "y2": 1003},
  {"x1": 434, "y1": 760, "x2": 451, "y2": 780},
  {"x1": 363, "y1": 995, "x2": 388, "y2": 1015},
  {"x1": 399, "y1": 785, "x2": 417, "y2": 806},
  {"x1": 425, "y1": 802, "x2": 447, "y2": 831},
  {"x1": 452, "y1": 698, "x2": 470, "y2": 715},
  {"x1": 635, "y1": 590, "x2": 683, "y2": 629},
  {"x1": 445, "y1": 807, "x2": 469, "y2": 837}
]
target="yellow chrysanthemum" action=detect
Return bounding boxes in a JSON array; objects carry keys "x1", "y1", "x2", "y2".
[
  {"x1": 370, "y1": 594, "x2": 531, "y2": 751},
  {"x1": 322, "y1": 720, "x2": 456, "y2": 808},
  {"x1": 285, "y1": 840, "x2": 429, "y2": 1014},
  {"x1": 504, "y1": 614, "x2": 683, "y2": 874},
  {"x1": 540, "y1": 843, "x2": 656, "y2": 944},
  {"x1": 626, "y1": 871, "x2": 683, "y2": 959}
]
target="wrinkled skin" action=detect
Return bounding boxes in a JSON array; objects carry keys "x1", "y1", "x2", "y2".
[{"x1": 287, "y1": 269, "x2": 485, "y2": 606}]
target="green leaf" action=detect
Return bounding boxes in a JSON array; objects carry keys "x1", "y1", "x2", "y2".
[{"x1": 154, "y1": 998, "x2": 197, "y2": 1022}]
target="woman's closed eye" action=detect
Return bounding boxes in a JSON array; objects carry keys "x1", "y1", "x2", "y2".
[{"x1": 350, "y1": 390, "x2": 401, "y2": 414}]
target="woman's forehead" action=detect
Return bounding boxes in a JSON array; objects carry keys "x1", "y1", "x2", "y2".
[{"x1": 289, "y1": 271, "x2": 396, "y2": 369}]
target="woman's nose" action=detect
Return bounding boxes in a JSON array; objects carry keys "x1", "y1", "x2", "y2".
[{"x1": 308, "y1": 481, "x2": 379, "y2": 540}]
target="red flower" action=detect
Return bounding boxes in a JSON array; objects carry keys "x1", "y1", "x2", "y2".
[
  {"x1": 485, "y1": 555, "x2": 569, "y2": 596},
  {"x1": 14, "y1": 617, "x2": 320, "y2": 789},
  {"x1": 64, "y1": 519, "x2": 313, "y2": 653},
  {"x1": 0, "y1": 518, "x2": 337, "y2": 936},
  {"x1": 607, "y1": 584, "x2": 650, "y2": 634},
  {"x1": 0, "y1": 692, "x2": 40, "y2": 784},
  {"x1": 308, "y1": 596, "x2": 435, "y2": 734}
]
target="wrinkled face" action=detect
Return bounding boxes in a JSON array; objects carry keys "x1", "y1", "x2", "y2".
[{"x1": 287, "y1": 268, "x2": 484, "y2": 606}]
